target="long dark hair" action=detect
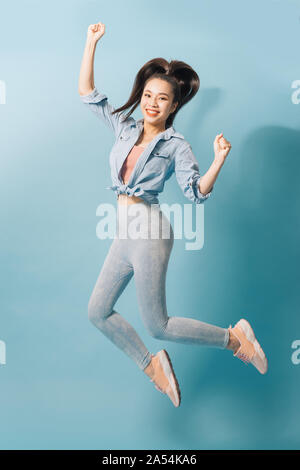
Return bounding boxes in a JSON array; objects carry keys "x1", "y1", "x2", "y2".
[{"x1": 112, "y1": 57, "x2": 200, "y2": 129}]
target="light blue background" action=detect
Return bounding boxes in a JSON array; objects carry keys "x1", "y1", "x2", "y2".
[{"x1": 0, "y1": 0, "x2": 299, "y2": 450}]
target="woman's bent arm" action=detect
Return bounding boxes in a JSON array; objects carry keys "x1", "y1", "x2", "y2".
[
  {"x1": 199, "y1": 133, "x2": 232, "y2": 195},
  {"x1": 198, "y1": 159, "x2": 223, "y2": 195}
]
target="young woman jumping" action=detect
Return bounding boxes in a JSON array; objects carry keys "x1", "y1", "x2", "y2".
[{"x1": 78, "y1": 22, "x2": 268, "y2": 408}]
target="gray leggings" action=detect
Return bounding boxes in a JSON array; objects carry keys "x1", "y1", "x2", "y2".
[{"x1": 88, "y1": 200, "x2": 229, "y2": 371}]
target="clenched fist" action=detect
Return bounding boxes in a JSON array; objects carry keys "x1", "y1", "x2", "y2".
[
  {"x1": 87, "y1": 22, "x2": 105, "y2": 42},
  {"x1": 213, "y1": 133, "x2": 232, "y2": 164}
]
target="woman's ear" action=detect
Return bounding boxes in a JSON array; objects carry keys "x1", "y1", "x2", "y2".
[{"x1": 171, "y1": 101, "x2": 178, "y2": 113}]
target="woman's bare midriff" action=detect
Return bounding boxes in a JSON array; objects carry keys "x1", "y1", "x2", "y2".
[{"x1": 118, "y1": 194, "x2": 144, "y2": 205}]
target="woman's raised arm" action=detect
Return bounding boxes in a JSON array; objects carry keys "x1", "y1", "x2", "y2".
[
  {"x1": 78, "y1": 22, "x2": 134, "y2": 137},
  {"x1": 78, "y1": 22, "x2": 105, "y2": 95}
]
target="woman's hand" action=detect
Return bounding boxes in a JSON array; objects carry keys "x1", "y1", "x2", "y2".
[
  {"x1": 87, "y1": 22, "x2": 106, "y2": 43},
  {"x1": 213, "y1": 133, "x2": 232, "y2": 165}
]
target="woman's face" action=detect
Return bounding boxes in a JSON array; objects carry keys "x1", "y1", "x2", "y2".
[{"x1": 140, "y1": 78, "x2": 178, "y2": 128}]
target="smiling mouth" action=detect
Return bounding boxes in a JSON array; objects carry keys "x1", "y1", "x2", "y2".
[{"x1": 146, "y1": 109, "x2": 160, "y2": 116}]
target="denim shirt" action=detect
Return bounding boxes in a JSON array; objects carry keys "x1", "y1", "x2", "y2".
[{"x1": 80, "y1": 87, "x2": 213, "y2": 205}]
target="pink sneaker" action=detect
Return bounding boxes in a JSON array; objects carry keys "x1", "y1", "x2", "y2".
[
  {"x1": 150, "y1": 350, "x2": 181, "y2": 407},
  {"x1": 228, "y1": 318, "x2": 268, "y2": 374}
]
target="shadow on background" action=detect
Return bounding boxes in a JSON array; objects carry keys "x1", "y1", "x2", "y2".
[{"x1": 155, "y1": 124, "x2": 300, "y2": 449}]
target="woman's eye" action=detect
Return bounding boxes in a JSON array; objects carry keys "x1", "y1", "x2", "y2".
[{"x1": 144, "y1": 94, "x2": 166, "y2": 100}]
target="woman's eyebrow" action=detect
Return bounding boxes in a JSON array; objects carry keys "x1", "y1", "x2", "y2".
[{"x1": 144, "y1": 89, "x2": 169, "y2": 97}]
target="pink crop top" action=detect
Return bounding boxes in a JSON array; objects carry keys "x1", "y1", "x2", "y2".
[{"x1": 120, "y1": 145, "x2": 145, "y2": 184}]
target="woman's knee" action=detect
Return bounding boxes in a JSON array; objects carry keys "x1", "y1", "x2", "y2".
[
  {"x1": 88, "y1": 296, "x2": 107, "y2": 325},
  {"x1": 145, "y1": 321, "x2": 168, "y2": 340}
]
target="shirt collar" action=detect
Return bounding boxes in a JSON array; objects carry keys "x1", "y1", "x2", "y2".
[{"x1": 135, "y1": 118, "x2": 184, "y2": 141}]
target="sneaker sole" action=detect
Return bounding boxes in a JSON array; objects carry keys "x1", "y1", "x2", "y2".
[
  {"x1": 238, "y1": 318, "x2": 268, "y2": 374},
  {"x1": 157, "y1": 350, "x2": 181, "y2": 407}
]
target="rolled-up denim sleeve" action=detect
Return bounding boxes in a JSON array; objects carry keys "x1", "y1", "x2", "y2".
[
  {"x1": 79, "y1": 87, "x2": 126, "y2": 138},
  {"x1": 174, "y1": 143, "x2": 213, "y2": 204}
]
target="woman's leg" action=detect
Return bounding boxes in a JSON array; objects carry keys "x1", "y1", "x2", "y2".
[
  {"x1": 132, "y1": 208, "x2": 230, "y2": 349},
  {"x1": 88, "y1": 237, "x2": 153, "y2": 371}
]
